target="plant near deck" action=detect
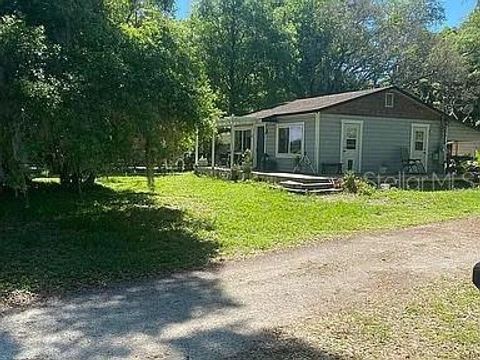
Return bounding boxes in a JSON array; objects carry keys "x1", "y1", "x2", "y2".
[
  {"x1": 230, "y1": 164, "x2": 242, "y2": 182},
  {"x1": 241, "y1": 149, "x2": 253, "y2": 180},
  {"x1": 342, "y1": 171, "x2": 376, "y2": 195}
]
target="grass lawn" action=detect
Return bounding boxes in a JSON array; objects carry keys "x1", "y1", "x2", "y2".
[
  {"x1": 2, "y1": 173, "x2": 480, "y2": 299},
  {"x1": 278, "y1": 278, "x2": 480, "y2": 359}
]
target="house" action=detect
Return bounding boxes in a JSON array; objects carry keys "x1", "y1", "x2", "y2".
[{"x1": 207, "y1": 86, "x2": 480, "y2": 176}]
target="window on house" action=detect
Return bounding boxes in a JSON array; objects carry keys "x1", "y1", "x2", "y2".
[
  {"x1": 414, "y1": 130, "x2": 425, "y2": 151},
  {"x1": 385, "y1": 92, "x2": 395, "y2": 108},
  {"x1": 277, "y1": 124, "x2": 304, "y2": 156},
  {"x1": 234, "y1": 129, "x2": 252, "y2": 153}
]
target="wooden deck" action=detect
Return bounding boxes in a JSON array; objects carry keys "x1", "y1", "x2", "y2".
[
  {"x1": 252, "y1": 171, "x2": 335, "y2": 183},
  {"x1": 195, "y1": 167, "x2": 341, "y2": 193},
  {"x1": 195, "y1": 167, "x2": 478, "y2": 191},
  {"x1": 253, "y1": 171, "x2": 341, "y2": 194}
]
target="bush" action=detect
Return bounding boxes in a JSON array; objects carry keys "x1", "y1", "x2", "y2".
[
  {"x1": 230, "y1": 164, "x2": 241, "y2": 182},
  {"x1": 342, "y1": 171, "x2": 376, "y2": 195},
  {"x1": 175, "y1": 158, "x2": 185, "y2": 172},
  {"x1": 241, "y1": 149, "x2": 253, "y2": 180}
]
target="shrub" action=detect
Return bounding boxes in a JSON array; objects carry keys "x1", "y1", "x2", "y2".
[
  {"x1": 342, "y1": 171, "x2": 376, "y2": 195},
  {"x1": 242, "y1": 149, "x2": 253, "y2": 180},
  {"x1": 230, "y1": 164, "x2": 241, "y2": 182},
  {"x1": 176, "y1": 158, "x2": 185, "y2": 172}
]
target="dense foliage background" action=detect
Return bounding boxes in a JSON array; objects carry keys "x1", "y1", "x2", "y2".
[
  {"x1": 191, "y1": 0, "x2": 479, "y2": 120},
  {"x1": 0, "y1": 0, "x2": 218, "y2": 193},
  {"x1": 0, "y1": 0, "x2": 479, "y2": 193}
]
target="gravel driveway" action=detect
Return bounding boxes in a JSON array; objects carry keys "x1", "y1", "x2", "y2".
[{"x1": 1, "y1": 218, "x2": 479, "y2": 360}]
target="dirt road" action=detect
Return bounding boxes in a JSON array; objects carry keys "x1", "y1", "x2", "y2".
[{"x1": 1, "y1": 218, "x2": 479, "y2": 359}]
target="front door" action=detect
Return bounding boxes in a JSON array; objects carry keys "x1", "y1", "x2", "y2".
[
  {"x1": 410, "y1": 124, "x2": 429, "y2": 171},
  {"x1": 255, "y1": 126, "x2": 265, "y2": 169},
  {"x1": 341, "y1": 121, "x2": 363, "y2": 172}
]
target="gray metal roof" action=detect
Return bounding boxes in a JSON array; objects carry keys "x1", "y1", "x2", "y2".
[{"x1": 246, "y1": 86, "x2": 393, "y2": 120}]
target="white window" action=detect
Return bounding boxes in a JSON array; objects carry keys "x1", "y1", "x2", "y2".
[
  {"x1": 385, "y1": 92, "x2": 395, "y2": 108},
  {"x1": 277, "y1": 123, "x2": 304, "y2": 156}
]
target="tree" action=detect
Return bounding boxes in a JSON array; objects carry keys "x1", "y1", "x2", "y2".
[
  {"x1": 191, "y1": 0, "x2": 447, "y2": 113},
  {"x1": 455, "y1": 9, "x2": 480, "y2": 124},
  {"x1": 191, "y1": 0, "x2": 294, "y2": 115},
  {"x1": 0, "y1": 15, "x2": 59, "y2": 194},
  {"x1": 407, "y1": 8, "x2": 480, "y2": 126},
  {"x1": 279, "y1": 0, "x2": 383, "y2": 97},
  {"x1": 0, "y1": 0, "x2": 218, "y2": 192},
  {"x1": 374, "y1": 0, "x2": 445, "y2": 86},
  {"x1": 118, "y1": 10, "x2": 219, "y2": 188}
]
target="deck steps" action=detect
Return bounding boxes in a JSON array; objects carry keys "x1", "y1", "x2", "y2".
[
  {"x1": 282, "y1": 187, "x2": 343, "y2": 194},
  {"x1": 279, "y1": 179, "x2": 341, "y2": 194}
]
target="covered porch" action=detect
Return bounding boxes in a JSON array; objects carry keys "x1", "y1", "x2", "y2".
[{"x1": 194, "y1": 115, "x2": 272, "y2": 171}]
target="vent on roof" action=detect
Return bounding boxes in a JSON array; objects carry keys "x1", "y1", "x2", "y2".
[{"x1": 385, "y1": 92, "x2": 395, "y2": 108}]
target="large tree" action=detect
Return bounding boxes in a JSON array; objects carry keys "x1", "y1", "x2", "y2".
[
  {"x1": 404, "y1": 8, "x2": 480, "y2": 126},
  {"x1": 0, "y1": 15, "x2": 59, "y2": 194},
  {"x1": 456, "y1": 8, "x2": 480, "y2": 124},
  {"x1": 0, "y1": 0, "x2": 217, "y2": 192},
  {"x1": 279, "y1": 0, "x2": 383, "y2": 97},
  {"x1": 191, "y1": 0, "x2": 294, "y2": 115},
  {"x1": 191, "y1": 0, "x2": 447, "y2": 113}
]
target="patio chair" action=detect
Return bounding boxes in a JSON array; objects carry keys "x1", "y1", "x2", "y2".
[{"x1": 401, "y1": 148, "x2": 426, "y2": 174}]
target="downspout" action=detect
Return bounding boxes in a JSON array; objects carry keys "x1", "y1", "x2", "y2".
[
  {"x1": 315, "y1": 112, "x2": 321, "y2": 174},
  {"x1": 194, "y1": 127, "x2": 199, "y2": 167},
  {"x1": 230, "y1": 115, "x2": 235, "y2": 169},
  {"x1": 442, "y1": 115, "x2": 449, "y2": 174}
]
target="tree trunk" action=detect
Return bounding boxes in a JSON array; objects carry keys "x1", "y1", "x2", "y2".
[{"x1": 145, "y1": 137, "x2": 155, "y2": 191}]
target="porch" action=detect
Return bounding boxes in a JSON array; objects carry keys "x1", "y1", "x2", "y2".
[{"x1": 194, "y1": 115, "x2": 269, "y2": 172}]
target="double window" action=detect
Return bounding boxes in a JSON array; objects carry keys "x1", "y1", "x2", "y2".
[
  {"x1": 277, "y1": 123, "x2": 304, "y2": 156},
  {"x1": 234, "y1": 129, "x2": 252, "y2": 153}
]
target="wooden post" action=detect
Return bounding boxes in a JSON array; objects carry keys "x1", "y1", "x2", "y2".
[
  {"x1": 194, "y1": 127, "x2": 199, "y2": 166},
  {"x1": 230, "y1": 115, "x2": 235, "y2": 169},
  {"x1": 315, "y1": 112, "x2": 320, "y2": 174},
  {"x1": 211, "y1": 127, "x2": 216, "y2": 171}
]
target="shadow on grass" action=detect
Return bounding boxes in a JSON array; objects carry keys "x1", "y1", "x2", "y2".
[
  {"x1": 0, "y1": 183, "x2": 350, "y2": 359},
  {"x1": 0, "y1": 182, "x2": 218, "y2": 299}
]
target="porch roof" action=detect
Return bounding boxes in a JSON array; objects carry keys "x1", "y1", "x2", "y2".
[{"x1": 216, "y1": 116, "x2": 258, "y2": 128}]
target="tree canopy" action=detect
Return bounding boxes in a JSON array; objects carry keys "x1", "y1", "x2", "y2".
[
  {"x1": 0, "y1": 0, "x2": 217, "y2": 193},
  {"x1": 192, "y1": 0, "x2": 479, "y2": 124},
  {"x1": 0, "y1": 0, "x2": 479, "y2": 193}
]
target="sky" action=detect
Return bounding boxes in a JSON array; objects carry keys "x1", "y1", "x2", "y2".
[{"x1": 176, "y1": 0, "x2": 477, "y2": 28}]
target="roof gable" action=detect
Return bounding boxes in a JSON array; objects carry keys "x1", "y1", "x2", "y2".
[{"x1": 322, "y1": 87, "x2": 444, "y2": 121}]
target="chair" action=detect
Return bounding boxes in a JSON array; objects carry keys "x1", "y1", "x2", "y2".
[{"x1": 401, "y1": 148, "x2": 426, "y2": 174}]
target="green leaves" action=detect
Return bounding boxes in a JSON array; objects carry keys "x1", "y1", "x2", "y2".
[
  {"x1": 0, "y1": 1, "x2": 218, "y2": 192},
  {"x1": 191, "y1": 0, "x2": 450, "y2": 115},
  {"x1": 192, "y1": 0, "x2": 294, "y2": 115}
]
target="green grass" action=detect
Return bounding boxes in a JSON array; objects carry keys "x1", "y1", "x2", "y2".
[
  {"x1": 291, "y1": 279, "x2": 480, "y2": 359},
  {"x1": 106, "y1": 174, "x2": 480, "y2": 253},
  {"x1": 2, "y1": 173, "x2": 480, "y2": 299}
]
